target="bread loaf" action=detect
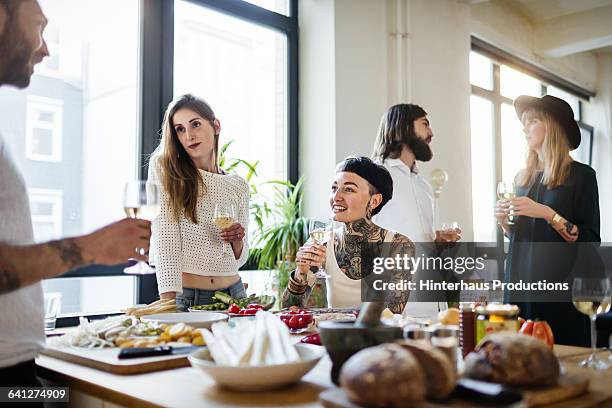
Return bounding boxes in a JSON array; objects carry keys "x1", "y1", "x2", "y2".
[
  {"x1": 340, "y1": 343, "x2": 426, "y2": 408},
  {"x1": 464, "y1": 333, "x2": 560, "y2": 386},
  {"x1": 396, "y1": 340, "x2": 456, "y2": 400}
]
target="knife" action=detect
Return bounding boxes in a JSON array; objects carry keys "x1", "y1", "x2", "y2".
[
  {"x1": 118, "y1": 345, "x2": 205, "y2": 359},
  {"x1": 456, "y1": 378, "x2": 523, "y2": 403}
]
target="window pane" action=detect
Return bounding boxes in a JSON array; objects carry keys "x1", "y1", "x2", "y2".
[
  {"x1": 470, "y1": 95, "x2": 495, "y2": 242},
  {"x1": 241, "y1": 0, "x2": 290, "y2": 16},
  {"x1": 0, "y1": 0, "x2": 141, "y2": 314},
  {"x1": 38, "y1": 111, "x2": 55, "y2": 123},
  {"x1": 501, "y1": 103, "x2": 527, "y2": 183},
  {"x1": 469, "y1": 51, "x2": 493, "y2": 91},
  {"x1": 31, "y1": 201, "x2": 54, "y2": 216},
  {"x1": 174, "y1": 0, "x2": 288, "y2": 189},
  {"x1": 42, "y1": 276, "x2": 136, "y2": 316},
  {"x1": 500, "y1": 65, "x2": 541, "y2": 100},
  {"x1": 32, "y1": 128, "x2": 54, "y2": 155},
  {"x1": 546, "y1": 86, "x2": 580, "y2": 120}
]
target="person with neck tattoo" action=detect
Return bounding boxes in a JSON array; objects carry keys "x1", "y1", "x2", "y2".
[
  {"x1": 0, "y1": 0, "x2": 151, "y2": 388},
  {"x1": 282, "y1": 157, "x2": 414, "y2": 314}
]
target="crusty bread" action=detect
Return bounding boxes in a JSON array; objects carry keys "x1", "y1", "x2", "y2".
[
  {"x1": 464, "y1": 333, "x2": 560, "y2": 386},
  {"x1": 396, "y1": 339, "x2": 456, "y2": 400},
  {"x1": 340, "y1": 343, "x2": 426, "y2": 408}
]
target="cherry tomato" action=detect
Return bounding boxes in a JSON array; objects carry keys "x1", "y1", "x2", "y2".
[
  {"x1": 228, "y1": 304, "x2": 240, "y2": 314},
  {"x1": 248, "y1": 303, "x2": 264, "y2": 310},
  {"x1": 519, "y1": 319, "x2": 534, "y2": 335},
  {"x1": 238, "y1": 309, "x2": 246, "y2": 315},
  {"x1": 288, "y1": 315, "x2": 301, "y2": 329},
  {"x1": 533, "y1": 321, "x2": 554, "y2": 348},
  {"x1": 244, "y1": 308, "x2": 258, "y2": 315},
  {"x1": 300, "y1": 333, "x2": 322, "y2": 345}
]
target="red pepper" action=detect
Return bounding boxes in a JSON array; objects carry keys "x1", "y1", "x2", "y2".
[{"x1": 228, "y1": 304, "x2": 240, "y2": 314}]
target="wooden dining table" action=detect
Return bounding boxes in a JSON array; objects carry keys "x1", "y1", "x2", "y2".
[{"x1": 36, "y1": 338, "x2": 612, "y2": 408}]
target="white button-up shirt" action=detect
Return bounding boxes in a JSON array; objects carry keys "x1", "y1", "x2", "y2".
[
  {"x1": 375, "y1": 158, "x2": 435, "y2": 243},
  {"x1": 374, "y1": 158, "x2": 445, "y2": 319}
]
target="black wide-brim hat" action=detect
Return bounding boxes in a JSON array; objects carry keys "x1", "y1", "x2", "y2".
[{"x1": 514, "y1": 94, "x2": 581, "y2": 150}]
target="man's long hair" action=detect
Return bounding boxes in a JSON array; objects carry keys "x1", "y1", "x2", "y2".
[{"x1": 372, "y1": 103, "x2": 428, "y2": 162}]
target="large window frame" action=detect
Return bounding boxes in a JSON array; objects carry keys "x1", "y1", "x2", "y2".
[
  {"x1": 469, "y1": 37, "x2": 595, "y2": 272},
  {"x1": 52, "y1": 0, "x2": 299, "y2": 326}
]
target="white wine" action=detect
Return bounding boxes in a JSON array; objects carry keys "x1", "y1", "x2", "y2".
[
  {"x1": 310, "y1": 229, "x2": 331, "y2": 244},
  {"x1": 573, "y1": 298, "x2": 611, "y2": 317},
  {"x1": 125, "y1": 204, "x2": 159, "y2": 221},
  {"x1": 214, "y1": 216, "x2": 235, "y2": 228},
  {"x1": 501, "y1": 191, "x2": 516, "y2": 200}
]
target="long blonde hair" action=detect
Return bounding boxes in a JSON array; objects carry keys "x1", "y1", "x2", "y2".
[
  {"x1": 517, "y1": 108, "x2": 573, "y2": 189},
  {"x1": 153, "y1": 94, "x2": 219, "y2": 224}
]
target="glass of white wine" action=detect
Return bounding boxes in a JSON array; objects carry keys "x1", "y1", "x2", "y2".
[
  {"x1": 123, "y1": 181, "x2": 160, "y2": 274},
  {"x1": 214, "y1": 200, "x2": 236, "y2": 257},
  {"x1": 308, "y1": 219, "x2": 332, "y2": 278},
  {"x1": 439, "y1": 221, "x2": 459, "y2": 242},
  {"x1": 496, "y1": 181, "x2": 516, "y2": 225},
  {"x1": 572, "y1": 277, "x2": 611, "y2": 370}
]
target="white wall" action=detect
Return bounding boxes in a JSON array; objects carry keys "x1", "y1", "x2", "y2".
[{"x1": 299, "y1": 0, "x2": 611, "y2": 240}]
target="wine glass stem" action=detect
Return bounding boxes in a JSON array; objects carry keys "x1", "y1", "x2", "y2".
[{"x1": 590, "y1": 316, "x2": 597, "y2": 361}]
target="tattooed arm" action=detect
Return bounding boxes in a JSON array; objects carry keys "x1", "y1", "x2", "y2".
[
  {"x1": 548, "y1": 213, "x2": 579, "y2": 243},
  {"x1": 336, "y1": 218, "x2": 385, "y2": 280},
  {"x1": 383, "y1": 233, "x2": 414, "y2": 314},
  {"x1": 0, "y1": 218, "x2": 151, "y2": 295},
  {"x1": 281, "y1": 271, "x2": 313, "y2": 308}
]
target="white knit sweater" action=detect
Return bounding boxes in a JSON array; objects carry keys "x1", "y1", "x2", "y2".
[
  {"x1": 0, "y1": 134, "x2": 45, "y2": 368},
  {"x1": 148, "y1": 157, "x2": 250, "y2": 294}
]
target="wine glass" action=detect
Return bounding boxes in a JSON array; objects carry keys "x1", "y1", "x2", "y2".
[
  {"x1": 496, "y1": 181, "x2": 516, "y2": 225},
  {"x1": 308, "y1": 219, "x2": 332, "y2": 278},
  {"x1": 439, "y1": 221, "x2": 459, "y2": 242},
  {"x1": 123, "y1": 181, "x2": 160, "y2": 274},
  {"x1": 572, "y1": 277, "x2": 611, "y2": 370},
  {"x1": 214, "y1": 200, "x2": 236, "y2": 257}
]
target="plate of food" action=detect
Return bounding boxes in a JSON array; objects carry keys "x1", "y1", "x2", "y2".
[
  {"x1": 188, "y1": 292, "x2": 275, "y2": 312},
  {"x1": 189, "y1": 311, "x2": 324, "y2": 391}
]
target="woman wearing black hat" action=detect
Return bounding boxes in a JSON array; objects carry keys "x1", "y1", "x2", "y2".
[
  {"x1": 282, "y1": 156, "x2": 414, "y2": 314},
  {"x1": 495, "y1": 94, "x2": 600, "y2": 346}
]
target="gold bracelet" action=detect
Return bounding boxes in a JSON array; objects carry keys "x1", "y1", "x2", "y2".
[{"x1": 550, "y1": 212, "x2": 562, "y2": 224}]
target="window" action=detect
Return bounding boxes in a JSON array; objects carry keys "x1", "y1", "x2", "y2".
[
  {"x1": 25, "y1": 96, "x2": 63, "y2": 162},
  {"x1": 0, "y1": 0, "x2": 141, "y2": 317},
  {"x1": 469, "y1": 43, "x2": 594, "y2": 243},
  {"x1": 29, "y1": 188, "x2": 63, "y2": 242},
  {"x1": 174, "y1": 0, "x2": 288, "y2": 185}
]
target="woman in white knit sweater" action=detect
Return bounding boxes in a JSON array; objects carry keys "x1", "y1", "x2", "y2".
[{"x1": 148, "y1": 94, "x2": 250, "y2": 310}]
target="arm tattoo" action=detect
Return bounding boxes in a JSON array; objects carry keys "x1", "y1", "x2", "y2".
[
  {"x1": 48, "y1": 239, "x2": 85, "y2": 271},
  {"x1": 281, "y1": 285, "x2": 312, "y2": 308},
  {"x1": 550, "y1": 214, "x2": 579, "y2": 242},
  {"x1": 383, "y1": 234, "x2": 414, "y2": 314},
  {"x1": 336, "y1": 219, "x2": 386, "y2": 280},
  {"x1": 0, "y1": 248, "x2": 20, "y2": 294}
]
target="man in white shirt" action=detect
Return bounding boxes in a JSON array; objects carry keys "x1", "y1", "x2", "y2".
[
  {"x1": 372, "y1": 103, "x2": 460, "y2": 319},
  {"x1": 0, "y1": 0, "x2": 152, "y2": 387}
]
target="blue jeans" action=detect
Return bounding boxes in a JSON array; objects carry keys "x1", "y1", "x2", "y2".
[{"x1": 176, "y1": 278, "x2": 247, "y2": 312}]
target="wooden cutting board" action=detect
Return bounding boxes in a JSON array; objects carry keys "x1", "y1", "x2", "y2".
[
  {"x1": 40, "y1": 346, "x2": 192, "y2": 375},
  {"x1": 320, "y1": 373, "x2": 590, "y2": 408}
]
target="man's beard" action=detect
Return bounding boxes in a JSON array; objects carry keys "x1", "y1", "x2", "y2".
[
  {"x1": 409, "y1": 136, "x2": 433, "y2": 162},
  {"x1": 0, "y1": 22, "x2": 34, "y2": 88}
]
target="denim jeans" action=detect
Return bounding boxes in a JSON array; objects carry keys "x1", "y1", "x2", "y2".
[{"x1": 176, "y1": 278, "x2": 247, "y2": 312}]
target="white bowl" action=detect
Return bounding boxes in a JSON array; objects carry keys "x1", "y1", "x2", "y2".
[
  {"x1": 141, "y1": 312, "x2": 228, "y2": 328},
  {"x1": 188, "y1": 343, "x2": 325, "y2": 391}
]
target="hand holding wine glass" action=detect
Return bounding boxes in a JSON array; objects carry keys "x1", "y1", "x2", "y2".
[
  {"x1": 572, "y1": 277, "x2": 611, "y2": 370},
  {"x1": 496, "y1": 181, "x2": 516, "y2": 225},
  {"x1": 308, "y1": 219, "x2": 332, "y2": 278},
  {"x1": 214, "y1": 200, "x2": 237, "y2": 257},
  {"x1": 123, "y1": 181, "x2": 160, "y2": 274}
]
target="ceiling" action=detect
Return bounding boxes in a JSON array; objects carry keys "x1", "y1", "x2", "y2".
[{"x1": 508, "y1": 0, "x2": 612, "y2": 22}]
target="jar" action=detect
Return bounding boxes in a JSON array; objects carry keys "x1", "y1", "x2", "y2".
[
  {"x1": 459, "y1": 302, "x2": 477, "y2": 358},
  {"x1": 431, "y1": 326, "x2": 460, "y2": 372},
  {"x1": 475, "y1": 304, "x2": 520, "y2": 344}
]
